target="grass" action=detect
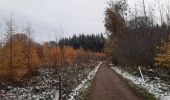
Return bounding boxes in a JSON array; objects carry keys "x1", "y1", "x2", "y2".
[
  {"x1": 114, "y1": 72, "x2": 157, "y2": 100},
  {"x1": 127, "y1": 80, "x2": 157, "y2": 100},
  {"x1": 111, "y1": 65, "x2": 157, "y2": 100},
  {"x1": 115, "y1": 69, "x2": 157, "y2": 100},
  {"x1": 74, "y1": 78, "x2": 92, "y2": 100},
  {"x1": 74, "y1": 85, "x2": 91, "y2": 100}
]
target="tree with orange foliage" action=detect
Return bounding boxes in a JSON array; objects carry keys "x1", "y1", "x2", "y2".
[
  {"x1": 30, "y1": 43, "x2": 41, "y2": 70},
  {"x1": 42, "y1": 42, "x2": 50, "y2": 66},
  {"x1": 104, "y1": 0, "x2": 127, "y2": 35},
  {"x1": 3, "y1": 33, "x2": 43, "y2": 82},
  {"x1": 3, "y1": 33, "x2": 29, "y2": 81},
  {"x1": 154, "y1": 36, "x2": 170, "y2": 67},
  {"x1": 0, "y1": 27, "x2": 3, "y2": 77},
  {"x1": 50, "y1": 44, "x2": 59, "y2": 67},
  {"x1": 23, "y1": 24, "x2": 34, "y2": 72},
  {"x1": 5, "y1": 14, "x2": 17, "y2": 81},
  {"x1": 75, "y1": 48, "x2": 85, "y2": 63},
  {"x1": 64, "y1": 46, "x2": 74, "y2": 65}
]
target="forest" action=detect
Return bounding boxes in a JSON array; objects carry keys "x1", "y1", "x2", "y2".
[
  {"x1": 0, "y1": 25, "x2": 105, "y2": 82},
  {"x1": 58, "y1": 34, "x2": 105, "y2": 52},
  {"x1": 104, "y1": 0, "x2": 170, "y2": 67},
  {"x1": 0, "y1": 0, "x2": 170, "y2": 100}
]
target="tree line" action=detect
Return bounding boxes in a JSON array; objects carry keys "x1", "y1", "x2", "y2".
[
  {"x1": 58, "y1": 34, "x2": 105, "y2": 52},
  {"x1": 104, "y1": 0, "x2": 170, "y2": 67},
  {"x1": 0, "y1": 18, "x2": 105, "y2": 83}
]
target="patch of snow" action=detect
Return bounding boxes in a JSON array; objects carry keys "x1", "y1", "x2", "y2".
[
  {"x1": 109, "y1": 64, "x2": 114, "y2": 66},
  {"x1": 0, "y1": 68, "x2": 59, "y2": 100},
  {"x1": 111, "y1": 66, "x2": 170, "y2": 100},
  {"x1": 68, "y1": 62, "x2": 102, "y2": 100},
  {"x1": 54, "y1": 90, "x2": 59, "y2": 100}
]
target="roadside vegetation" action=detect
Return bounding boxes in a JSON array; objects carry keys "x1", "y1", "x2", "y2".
[
  {"x1": 104, "y1": 0, "x2": 170, "y2": 85},
  {"x1": 128, "y1": 81, "x2": 156, "y2": 100}
]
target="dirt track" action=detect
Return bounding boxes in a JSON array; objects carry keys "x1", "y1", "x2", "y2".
[{"x1": 86, "y1": 61, "x2": 144, "y2": 100}]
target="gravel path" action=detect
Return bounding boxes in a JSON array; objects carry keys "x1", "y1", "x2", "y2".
[{"x1": 86, "y1": 61, "x2": 144, "y2": 100}]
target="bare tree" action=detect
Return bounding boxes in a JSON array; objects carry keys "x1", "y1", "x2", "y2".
[
  {"x1": 148, "y1": 4, "x2": 155, "y2": 27},
  {"x1": 142, "y1": 0, "x2": 147, "y2": 21},
  {"x1": 156, "y1": 0, "x2": 164, "y2": 24},
  {"x1": 166, "y1": 5, "x2": 170, "y2": 27}
]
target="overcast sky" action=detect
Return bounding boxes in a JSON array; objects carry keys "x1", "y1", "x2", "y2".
[{"x1": 0, "y1": 0, "x2": 168, "y2": 42}]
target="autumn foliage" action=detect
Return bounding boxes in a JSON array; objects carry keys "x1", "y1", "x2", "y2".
[
  {"x1": 0, "y1": 33, "x2": 105, "y2": 82},
  {"x1": 154, "y1": 36, "x2": 170, "y2": 67}
]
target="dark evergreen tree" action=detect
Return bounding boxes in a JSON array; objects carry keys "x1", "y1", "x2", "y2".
[{"x1": 58, "y1": 34, "x2": 105, "y2": 52}]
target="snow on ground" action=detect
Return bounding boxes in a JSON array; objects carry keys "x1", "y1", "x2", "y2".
[
  {"x1": 0, "y1": 68, "x2": 59, "y2": 100},
  {"x1": 54, "y1": 90, "x2": 59, "y2": 100},
  {"x1": 110, "y1": 65, "x2": 170, "y2": 100},
  {"x1": 0, "y1": 63, "x2": 102, "y2": 100},
  {"x1": 68, "y1": 62, "x2": 102, "y2": 100}
]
